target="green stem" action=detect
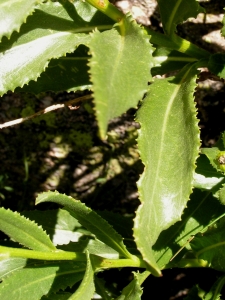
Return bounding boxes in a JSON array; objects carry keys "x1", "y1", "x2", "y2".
[
  {"x1": 0, "y1": 246, "x2": 86, "y2": 261},
  {"x1": 168, "y1": 258, "x2": 209, "y2": 269},
  {"x1": 146, "y1": 28, "x2": 210, "y2": 60},
  {"x1": 85, "y1": 0, "x2": 124, "y2": 22},
  {"x1": 93, "y1": 255, "x2": 147, "y2": 270}
]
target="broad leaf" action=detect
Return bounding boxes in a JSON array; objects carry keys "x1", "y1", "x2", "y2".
[
  {"x1": 89, "y1": 14, "x2": 153, "y2": 138},
  {"x1": 69, "y1": 252, "x2": 95, "y2": 300},
  {"x1": 0, "y1": 0, "x2": 39, "y2": 41},
  {"x1": 208, "y1": 53, "x2": 225, "y2": 79},
  {"x1": 0, "y1": 257, "x2": 27, "y2": 279},
  {"x1": 134, "y1": 63, "x2": 200, "y2": 275},
  {"x1": 0, "y1": 1, "x2": 92, "y2": 95},
  {"x1": 191, "y1": 221, "x2": 225, "y2": 272},
  {"x1": 0, "y1": 260, "x2": 86, "y2": 300},
  {"x1": 0, "y1": 208, "x2": 56, "y2": 251},
  {"x1": 152, "y1": 47, "x2": 198, "y2": 76},
  {"x1": 157, "y1": 0, "x2": 204, "y2": 36},
  {"x1": 36, "y1": 191, "x2": 133, "y2": 259}
]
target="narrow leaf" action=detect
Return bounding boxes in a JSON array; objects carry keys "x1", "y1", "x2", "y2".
[
  {"x1": 89, "y1": 14, "x2": 154, "y2": 138},
  {"x1": 0, "y1": 261, "x2": 86, "y2": 300},
  {"x1": 36, "y1": 191, "x2": 133, "y2": 259},
  {"x1": 157, "y1": 0, "x2": 204, "y2": 36},
  {"x1": 0, "y1": 1, "x2": 91, "y2": 95},
  {"x1": 0, "y1": 0, "x2": 39, "y2": 40},
  {"x1": 69, "y1": 252, "x2": 95, "y2": 300},
  {"x1": 0, "y1": 208, "x2": 56, "y2": 251},
  {"x1": 134, "y1": 63, "x2": 200, "y2": 275}
]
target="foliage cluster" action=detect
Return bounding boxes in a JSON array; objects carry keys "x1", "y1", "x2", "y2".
[{"x1": 1, "y1": 0, "x2": 225, "y2": 299}]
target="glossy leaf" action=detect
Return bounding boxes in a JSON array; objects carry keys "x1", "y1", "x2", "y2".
[
  {"x1": 69, "y1": 252, "x2": 95, "y2": 300},
  {"x1": 0, "y1": 0, "x2": 39, "y2": 41},
  {"x1": 36, "y1": 191, "x2": 133, "y2": 259},
  {"x1": 89, "y1": 14, "x2": 153, "y2": 138},
  {"x1": 0, "y1": 257, "x2": 27, "y2": 279},
  {"x1": 0, "y1": 1, "x2": 92, "y2": 96},
  {"x1": 157, "y1": 0, "x2": 204, "y2": 36},
  {"x1": 22, "y1": 209, "x2": 86, "y2": 246},
  {"x1": 0, "y1": 260, "x2": 86, "y2": 300},
  {"x1": 191, "y1": 221, "x2": 225, "y2": 272},
  {"x1": 134, "y1": 63, "x2": 200, "y2": 275},
  {"x1": 0, "y1": 208, "x2": 56, "y2": 251}
]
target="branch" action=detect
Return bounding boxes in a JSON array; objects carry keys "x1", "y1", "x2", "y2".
[{"x1": 0, "y1": 94, "x2": 93, "y2": 129}]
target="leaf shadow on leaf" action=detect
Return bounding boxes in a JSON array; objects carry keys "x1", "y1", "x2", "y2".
[{"x1": 152, "y1": 189, "x2": 225, "y2": 267}]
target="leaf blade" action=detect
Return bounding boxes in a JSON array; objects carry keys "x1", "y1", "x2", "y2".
[
  {"x1": 0, "y1": 208, "x2": 56, "y2": 251},
  {"x1": 134, "y1": 63, "x2": 200, "y2": 275},
  {"x1": 89, "y1": 14, "x2": 154, "y2": 138}
]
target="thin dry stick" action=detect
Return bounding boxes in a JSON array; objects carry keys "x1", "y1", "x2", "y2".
[{"x1": 0, "y1": 94, "x2": 93, "y2": 129}]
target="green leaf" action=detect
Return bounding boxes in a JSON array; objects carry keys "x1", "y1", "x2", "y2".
[
  {"x1": 134, "y1": 63, "x2": 200, "y2": 275},
  {"x1": 183, "y1": 286, "x2": 202, "y2": 300},
  {"x1": 36, "y1": 191, "x2": 133, "y2": 259},
  {"x1": 0, "y1": 257, "x2": 27, "y2": 279},
  {"x1": 16, "y1": 55, "x2": 91, "y2": 93},
  {"x1": 21, "y1": 209, "x2": 86, "y2": 246},
  {"x1": 218, "y1": 185, "x2": 225, "y2": 205},
  {"x1": 0, "y1": 260, "x2": 86, "y2": 300},
  {"x1": 204, "y1": 276, "x2": 225, "y2": 300},
  {"x1": 153, "y1": 189, "x2": 225, "y2": 268},
  {"x1": 191, "y1": 221, "x2": 225, "y2": 272},
  {"x1": 0, "y1": 207, "x2": 56, "y2": 251},
  {"x1": 151, "y1": 47, "x2": 198, "y2": 76},
  {"x1": 221, "y1": 14, "x2": 225, "y2": 38},
  {"x1": 69, "y1": 252, "x2": 95, "y2": 300},
  {"x1": 157, "y1": 0, "x2": 204, "y2": 36},
  {"x1": 202, "y1": 148, "x2": 225, "y2": 174},
  {"x1": 0, "y1": 0, "x2": 39, "y2": 41},
  {"x1": 89, "y1": 14, "x2": 154, "y2": 138},
  {"x1": 42, "y1": 292, "x2": 72, "y2": 300},
  {"x1": 116, "y1": 271, "x2": 149, "y2": 300},
  {"x1": 0, "y1": 1, "x2": 91, "y2": 96},
  {"x1": 193, "y1": 154, "x2": 225, "y2": 191},
  {"x1": 208, "y1": 54, "x2": 225, "y2": 79}
]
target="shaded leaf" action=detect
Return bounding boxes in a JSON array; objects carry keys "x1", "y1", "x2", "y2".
[
  {"x1": 0, "y1": 260, "x2": 85, "y2": 300},
  {"x1": 218, "y1": 185, "x2": 225, "y2": 205},
  {"x1": 157, "y1": 0, "x2": 204, "y2": 36},
  {"x1": 0, "y1": 0, "x2": 39, "y2": 41},
  {"x1": 69, "y1": 252, "x2": 95, "y2": 300},
  {"x1": 153, "y1": 189, "x2": 225, "y2": 268},
  {"x1": 22, "y1": 209, "x2": 86, "y2": 246},
  {"x1": 204, "y1": 275, "x2": 225, "y2": 300},
  {"x1": 42, "y1": 292, "x2": 72, "y2": 300},
  {"x1": 134, "y1": 63, "x2": 201, "y2": 275},
  {"x1": 89, "y1": 14, "x2": 153, "y2": 138},
  {"x1": 151, "y1": 47, "x2": 197, "y2": 76},
  {"x1": 36, "y1": 191, "x2": 133, "y2": 259},
  {"x1": 208, "y1": 54, "x2": 225, "y2": 79},
  {"x1": 116, "y1": 271, "x2": 149, "y2": 300},
  {"x1": 0, "y1": 1, "x2": 92, "y2": 95},
  {"x1": 0, "y1": 207, "x2": 56, "y2": 251},
  {"x1": 191, "y1": 221, "x2": 225, "y2": 272}
]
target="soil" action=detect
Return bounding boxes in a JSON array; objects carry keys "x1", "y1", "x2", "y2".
[{"x1": 0, "y1": 1, "x2": 225, "y2": 299}]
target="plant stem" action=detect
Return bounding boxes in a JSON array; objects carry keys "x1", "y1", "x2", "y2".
[
  {"x1": 169, "y1": 258, "x2": 209, "y2": 269},
  {"x1": 0, "y1": 246, "x2": 86, "y2": 261},
  {"x1": 93, "y1": 255, "x2": 147, "y2": 270},
  {"x1": 146, "y1": 28, "x2": 210, "y2": 60},
  {"x1": 85, "y1": 0, "x2": 124, "y2": 22}
]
